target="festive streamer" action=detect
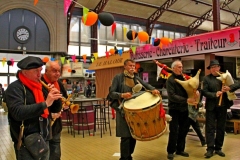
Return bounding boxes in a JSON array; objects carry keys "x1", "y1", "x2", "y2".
[
  {"x1": 71, "y1": 55, "x2": 76, "y2": 62},
  {"x1": 91, "y1": 58, "x2": 95, "y2": 62},
  {"x1": 83, "y1": 7, "x2": 89, "y2": 24},
  {"x1": 67, "y1": 60, "x2": 70, "y2": 64},
  {"x1": 2, "y1": 58, "x2": 6, "y2": 67},
  {"x1": 34, "y1": 0, "x2": 39, "y2": 6},
  {"x1": 105, "y1": 51, "x2": 109, "y2": 58},
  {"x1": 64, "y1": 0, "x2": 72, "y2": 16},
  {"x1": 131, "y1": 46, "x2": 136, "y2": 54},
  {"x1": 152, "y1": 37, "x2": 155, "y2": 46},
  {"x1": 118, "y1": 49, "x2": 123, "y2": 56},
  {"x1": 111, "y1": 22, "x2": 116, "y2": 36},
  {"x1": 60, "y1": 57, "x2": 65, "y2": 64},
  {"x1": 123, "y1": 27, "x2": 127, "y2": 40},
  {"x1": 51, "y1": 57, "x2": 55, "y2": 61},
  {"x1": 93, "y1": 53, "x2": 98, "y2": 60},
  {"x1": 10, "y1": 58, "x2": 14, "y2": 66},
  {"x1": 98, "y1": 20, "x2": 101, "y2": 29}
]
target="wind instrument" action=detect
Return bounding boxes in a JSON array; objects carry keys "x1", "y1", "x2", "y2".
[
  {"x1": 215, "y1": 70, "x2": 237, "y2": 106},
  {"x1": 40, "y1": 80, "x2": 80, "y2": 125}
]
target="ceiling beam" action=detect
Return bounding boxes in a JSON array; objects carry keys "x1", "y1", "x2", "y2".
[
  {"x1": 227, "y1": 19, "x2": 240, "y2": 28},
  {"x1": 94, "y1": 0, "x2": 109, "y2": 13},
  {"x1": 187, "y1": 0, "x2": 234, "y2": 35},
  {"x1": 146, "y1": 0, "x2": 178, "y2": 36}
]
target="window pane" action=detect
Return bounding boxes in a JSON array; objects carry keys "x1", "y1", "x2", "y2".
[
  {"x1": 68, "y1": 45, "x2": 79, "y2": 55},
  {"x1": 0, "y1": 76, "x2": 8, "y2": 90},
  {"x1": 0, "y1": 62, "x2": 9, "y2": 73},
  {"x1": 80, "y1": 46, "x2": 91, "y2": 56},
  {"x1": 107, "y1": 26, "x2": 115, "y2": 41},
  {"x1": 99, "y1": 25, "x2": 106, "y2": 42},
  {"x1": 70, "y1": 17, "x2": 79, "y2": 42},
  {"x1": 151, "y1": 29, "x2": 157, "y2": 38},
  {"x1": 164, "y1": 30, "x2": 169, "y2": 37},
  {"x1": 116, "y1": 23, "x2": 123, "y2": 42},
  {"x1": 169, "y1": 31, "x2": 174, "y2": 39},
  {"x1": 98, "y1": 45, "x2": 107, "y2": 57},
  {"x1": 181, "y1": 33, "x2": 186, "y2": 38},
  {"x1": 175, "y1": 33, "x2": 180, "y2": 39},
  {"x1": 81, "y1": 21, "x2": 90, "y2": 43},
  {"x1": 157, "y1": 29, "x2": 163, "y2": 38}
]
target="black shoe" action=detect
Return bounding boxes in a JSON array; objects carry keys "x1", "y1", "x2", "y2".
[
  {"x1": 201, "y1": 140, "x2": 206, "y2": 147},
  {"x1": 215, "y1": 150, "x2": 225, "y2": 157},
  {"x1": 204, "y1": 151, "x2": 213, "y2": 158},
  {"x1": 167, "y1": 153, "x2": 174, "y2": 160},
  {"x1": 176, "y1": 151, "x2": 189, "y2": 157}
]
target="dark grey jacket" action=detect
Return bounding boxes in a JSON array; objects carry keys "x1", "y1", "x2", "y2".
[
  {"x1": 166, "y1": 73, "x2": 188, "y2": 111},
  {"x1": 109, "y1": 73, "x2": 155, "y2": 137},
  {"x1": 202, "y1": 74, "x2": 233, "y2": 111}
]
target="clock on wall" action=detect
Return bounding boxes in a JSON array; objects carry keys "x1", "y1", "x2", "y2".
[{"x1": 13, "y1": 26, "x2": 31, "y2": 44}]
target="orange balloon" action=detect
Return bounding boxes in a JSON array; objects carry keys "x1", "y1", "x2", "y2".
[
  {"x1": 68, "y1": 69, "x2": 72, "y2": 72},
  {"x1": 109, "y1": 49, "x2": 115, "y2": 55},
  {"x1": 82, "y1": 12, "x2": 98, "y2": 26},
  {"x1": 160, "y1": 37, "x2": 170, "y2": 45},
  {"x1": 42, "y1": 57, "x2": 49, "y2": 63},
  {"x1": 138, "y1": 31, "x2": 149, "y2": 42}
]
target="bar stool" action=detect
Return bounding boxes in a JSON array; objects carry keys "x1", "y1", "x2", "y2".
[
  {"x1": 61, "y1": 109, "x2": 73, "y2": 134},
  {"x1": 93, "y1": 98, "x2": 111, "y2": 138},
  {"x1": 72, "y1": 106, "x2": 90, "y2": 138}
]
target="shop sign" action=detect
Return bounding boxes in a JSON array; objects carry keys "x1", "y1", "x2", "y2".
[
  {"x1": 131, "y1": 27, "x2": 240, "y2": 62},
  {"x1": 89, "y1": 51, "x2": 130, "y2": 70}
]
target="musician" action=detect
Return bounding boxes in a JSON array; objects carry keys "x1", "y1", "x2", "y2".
[
  {"x1": 109, "y1": 59, "x2": 159, "y2": 160},
  {"x1": 202, "y1": 59, "x2": 233, "y2": 158},
  {"x1": 166, "y1": 60, "x2": 198, "y2": 160},
  {"x1": 41, "y1": 61, "x2": 68, "y2": 160},
  {"x1": 5, "y1": 56, "x2": 62, "y2": 160}
]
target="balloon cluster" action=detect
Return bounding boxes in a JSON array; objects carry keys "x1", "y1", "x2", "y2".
[{"x1": 82, "y1": 12, "x2": 114, "y2": 27}]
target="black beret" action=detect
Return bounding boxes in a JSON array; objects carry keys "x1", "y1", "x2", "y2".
[
  {"x1": 17, "y1": 56, "x2": 44, "y2": 70},
  {"x1": 207, "y1": 59, "x2": 220, "y2": 69}
]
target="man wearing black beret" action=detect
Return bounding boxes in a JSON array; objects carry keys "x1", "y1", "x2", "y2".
[
  {"x1": 5, "y1": 56, "x2": 62, "y2": 160},
  {"x1": 202, "y1": 59, "x2": 233, "y2": 158}
]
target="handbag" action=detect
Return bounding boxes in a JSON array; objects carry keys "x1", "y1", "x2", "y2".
[
  {"x1": 16, "y1": 84, "x2": 49, "y2": 159},
  {"x1": 24, "y1": 132, "x2": 49, "y2": 159}
]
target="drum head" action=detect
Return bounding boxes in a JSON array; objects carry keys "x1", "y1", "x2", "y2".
[{"x1": 124, "y1": 92, "x2": 160, "y2": 110}]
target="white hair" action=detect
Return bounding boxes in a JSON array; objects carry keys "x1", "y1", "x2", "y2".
[{"x1": 171, "y1": 60, "x2": 182, "y2": 69}]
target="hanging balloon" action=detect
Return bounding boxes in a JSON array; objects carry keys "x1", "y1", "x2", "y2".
[
  {"x1": 81, "y1": 11, "x2": 98, "y2": 26},
  {"x1": 7, "y1": 60, "x2": 12, "y2": 66},
  {"x1": 138, "y1": 31, "x2": 149, "y2": 42},
  {"x1": 68, "y1": 69, "x2": 72, "y2": 72},
  {"x1": 161, "y1": 37, "x2": 170, "y2": 45},
  {"x1": 135, "y1": 62, "x2": 140, "y2": 73},
  {"x1": 71, "y1": 70, "x2": 76, "y2": 73},
  {"x1": 126, "y1": 30, "x2": 138, "y2": 40},
  {"x1": 154, "y1": 38, "x2": 161, "y2": 46},
  {"x1": 42, "y1": 57, "x2": 49, "y2": 63},
  {"x1": 109, "y1": 49, "x2": 115, "y2": 55},
  {"x1": 98, "y1": 12, "x2": 114, "y2": 26}
]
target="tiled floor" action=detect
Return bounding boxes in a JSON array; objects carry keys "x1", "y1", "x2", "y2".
[{"x1": 0, "y1": 109, "x2": 240, "y2": 160}]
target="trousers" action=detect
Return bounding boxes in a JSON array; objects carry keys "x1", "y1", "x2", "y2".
[{"x1": 120, "y1": 137, "x2": 136, "y2": 160}]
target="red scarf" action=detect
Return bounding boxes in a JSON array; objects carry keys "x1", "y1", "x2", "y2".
[
  {"x1": 19, "y1": 72, "x2": 49, "y2": 118},
  {"x1": 43, "y1": 74, "x2": 60, "y2": 91}
]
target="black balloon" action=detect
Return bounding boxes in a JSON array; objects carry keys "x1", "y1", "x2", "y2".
[
  {"x1": 126, "y1": 30, "x2": 138, "y2": 40},
  {"x1": 154, "y1": 38, "x2": 161, "y2": 46},
  {"x1": 71, "y1": 70, "x2": 76, "y2": 73},
  {"x1": 98, "y1": 12, "x2": 114, "y2": 26},
  {"x1": 7, "y1": 60, "x2": 12, "y2": 65}
]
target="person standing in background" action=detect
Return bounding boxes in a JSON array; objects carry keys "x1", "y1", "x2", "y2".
[
  {"x1": 166, "y1": 60, "x2": 199, "y2": 160},
  {"x1": 41, "y1": 61, "x2": 68, "y2": 160},
  {"x1": 202, "y1": 60, "x2": 233, "y2": 158}
]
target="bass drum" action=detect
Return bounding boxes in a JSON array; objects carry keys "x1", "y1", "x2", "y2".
[{"x1": 123, "y1": 92, "x2": 166, "y2": 141}]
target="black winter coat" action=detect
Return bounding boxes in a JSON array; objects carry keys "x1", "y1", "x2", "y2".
[
  {"x1": 6, "y1": 80, "x2": 49, "y2": 143},
  {"x1": 166, "y1": 73, "x2": 188, "y2": 111},
  {"x1": 202, "y1": 74, "x2": 233, "y2": 111}
]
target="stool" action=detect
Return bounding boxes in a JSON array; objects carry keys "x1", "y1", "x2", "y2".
[
  {"x1": 93, "y1": 99, "x2": 111, "y2": 138},
  {"x1": 227, "y1": 119, "x2": 240, "y2": 134},
  {"x1": 61, "y1": 109, "x2": 73, "y2": 134}
]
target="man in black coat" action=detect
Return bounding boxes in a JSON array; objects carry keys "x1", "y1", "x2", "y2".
[
  {"x1": 202, "y1": 60, "x2": 233, "y2": 158},
  {"x1": 41, "y1": 61, "x2": 68, "y2": 160},
  {"x1": 109, "y1": 59, "x2": 159, "y2": 160},
  {"x1": 6, "y1": 56, "x2": 62, "y2": 160},
  {"x1": 166, "y1": 60, "x2": 199, "y2": 160}
]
